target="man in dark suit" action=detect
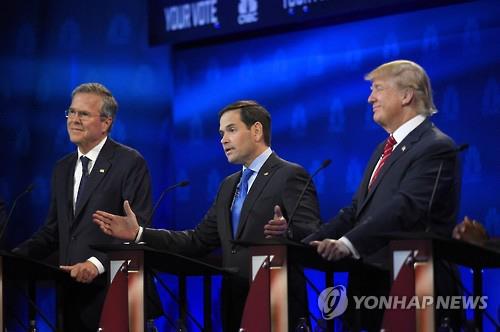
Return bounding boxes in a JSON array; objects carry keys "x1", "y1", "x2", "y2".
[
  {"x1": 14, "y1": 83, "x2": 153, "y2": 332},
  {"x1": 93, "y1": 100, "x2": 321, "y2": 331},
  {"x1": 300, "y1": 60, "x2": 462, "y2": 330}
]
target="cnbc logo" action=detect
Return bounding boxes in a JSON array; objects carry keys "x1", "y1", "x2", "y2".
[{"x1": 238, "y1": 0, "x2": 259, "y2": 25}]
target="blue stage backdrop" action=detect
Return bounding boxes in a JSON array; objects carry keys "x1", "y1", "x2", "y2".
[
  {"x1": 1, "y1": 0, "x2": 499, "y2": 331},
  {"x1": 169, "y1": 1, "x2": 500, "y2": 330}
]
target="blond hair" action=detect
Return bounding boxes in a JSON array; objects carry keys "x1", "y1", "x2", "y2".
[{"x1": 365, "y1": 60, "x2": 437, "y2": 116}]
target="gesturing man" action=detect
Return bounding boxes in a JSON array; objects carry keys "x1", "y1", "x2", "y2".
[{"x1": 93, "y1": 100, "x2": 321, "y2": 331}]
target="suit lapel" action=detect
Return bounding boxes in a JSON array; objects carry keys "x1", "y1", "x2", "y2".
[
  {"x1": 358, "y1": 142, "x2": 385, "y2": 202},
  {"x1": 234, "y1": 153, "x2": 280, "y2": 238},
  {"x1": 73, "y1": 138, "x2": 115, "y2": 220},
  {"x1": 357, "y1": 119, "x2": 432, "y2": 216},
  {"x1": 63, "y1": 154, "x2": 78, "y2": 225}
]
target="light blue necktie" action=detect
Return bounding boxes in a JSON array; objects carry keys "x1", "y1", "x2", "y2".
[{"x1": 231, "y1": 168, "x2": 254, "y2": 237}]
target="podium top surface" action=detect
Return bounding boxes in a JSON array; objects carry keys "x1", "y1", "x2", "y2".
[
  {"x1": 92, "y1": 243, "x2": 235, "y2": 276},
  {"x1": 232, "y1": 238, "x2": 386, "y2": 272},
  {"x1": 381, "y1": 232, "x2": 500, "y2": 268},
  {"x1": 0, "y1": 250, "x2": 69, "y2": 281}
]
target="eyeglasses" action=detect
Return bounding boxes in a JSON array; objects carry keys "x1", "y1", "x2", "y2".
[{"x1": 65, "y1": 109, "x2": 107, "y2": 120}]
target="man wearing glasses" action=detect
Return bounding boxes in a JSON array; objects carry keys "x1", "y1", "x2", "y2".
[{"x1": 14, "y1": 83, "x2": 155, "y2": 332}]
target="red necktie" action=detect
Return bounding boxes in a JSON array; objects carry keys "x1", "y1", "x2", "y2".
[{"x1": 369, "y1": 135, "x2": 397, "y2": 190}]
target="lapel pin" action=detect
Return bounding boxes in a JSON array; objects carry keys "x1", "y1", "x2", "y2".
[
  {"x1": 401, "y1": 146, "x2": 406, "y2": 152},
  {"x1": 99, "y1": 169, "x2": 105, "y2": 173},
  {"x1": 263, "y1": 172, "x2": 269, "y2": 176}
]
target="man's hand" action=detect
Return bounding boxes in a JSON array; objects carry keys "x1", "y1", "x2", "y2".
[
  {"x1": 60, "y1": 261, "x2": 98, "y2": 283},
  {"x1": 93, "y1": 200, "x2": 139, "y2": 241},
  {"x1": 310, "y1": 239, "x2": 351, "y2": 261},
  {"x1": 452, "y1": 216, "x2": 488, "y2": 246},
  {"x1": 264, "y1": 205, "x2": 288, "y2": 238}
]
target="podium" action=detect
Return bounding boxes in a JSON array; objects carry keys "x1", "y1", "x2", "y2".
[
  {"x1": 0, "y1": 250, "x2": 70, "y2": 331},
  {"x1": 94, "y1": 243, "x2": 234, "y2": 332},
  {"x1": 237, "y1": 239, "x2": 385, "y2": 332},
  {"x1": 382, "y1": 233, "x2": 500, "y2": 332}
]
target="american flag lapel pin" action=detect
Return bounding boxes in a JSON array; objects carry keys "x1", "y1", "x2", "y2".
[
  {"x1": 99, "y1": 169, "x2": 105, "y2": 173},
  {"x1": 401, "y1": 146, "x2": 406, "y2": 152}
]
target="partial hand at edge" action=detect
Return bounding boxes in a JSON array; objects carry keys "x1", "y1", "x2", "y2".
[{"x1": 452, "y1": 216, "x2": 488, "y2": 246}]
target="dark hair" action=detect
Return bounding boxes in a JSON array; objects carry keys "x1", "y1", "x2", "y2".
[{"x1": 219, "y1": 100, "x2": 271, "y2": 146}]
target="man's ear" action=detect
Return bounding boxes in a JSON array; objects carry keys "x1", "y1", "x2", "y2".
[
  {"x1": 401, "y1": 87, "x2": 415, "y2": 107},
  {"x1": 102, "y1": 117, "x2": 112, "y2": 133},
  {"x1": 252, "y1": 121, "x2": 264, "y2": 142}
]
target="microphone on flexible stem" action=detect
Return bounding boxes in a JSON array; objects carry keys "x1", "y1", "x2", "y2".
[
  {"x1": 0, "y1": 183, "x2": 35, "y2": 245},
  {"x1": 146, "y1": 180, "x2": 189, "y2": 227},
  {"x1": 425, "y1": 144, "x2": 468, "y2": 232},
  {"x1": 287, "y1": 159, "x2": 331, "y2": 239}
]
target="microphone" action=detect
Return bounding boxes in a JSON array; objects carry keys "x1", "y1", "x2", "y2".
[
  {"x1": 0, "y1": 183, "x2": 35, "y2": 245},
  {"x1": 287, "y1": 159, "x2": 331, "y2": 239},
  {"x1": 425, "y1": 144, "x2": 468, "y2": 232},
  {"x1": 146, "y1": 180, "x2": 189, "y2": 226}
]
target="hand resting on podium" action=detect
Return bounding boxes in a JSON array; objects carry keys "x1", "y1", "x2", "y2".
[{"x1": 60, "y1": 261, "x2": 99, "y2": 283}]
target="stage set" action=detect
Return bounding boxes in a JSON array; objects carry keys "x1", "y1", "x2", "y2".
[{"x1": 1, "y1": 0, "x2": 499, "y2": 331}]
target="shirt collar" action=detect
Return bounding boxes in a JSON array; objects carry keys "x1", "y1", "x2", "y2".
[
  {"x1": 243, "y1": 147, "x2": 272, "y2": 174},
  {"x1": 392, "y1": 114, "x2": 426, "y2": 145},
  {"x1": 78, "y1": 136, "x2": 108, "y2": 162}
]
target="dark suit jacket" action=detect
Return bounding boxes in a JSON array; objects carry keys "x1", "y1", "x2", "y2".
[
  {"x1": 305, "y1": 119, "x2": 460, "y2": 260},
  {"x1": 142, "y1": 152, "x2": 321, "y2": 330},
  {"x1": 14, "y1": 138, "x2": 153, "y2": 331}
]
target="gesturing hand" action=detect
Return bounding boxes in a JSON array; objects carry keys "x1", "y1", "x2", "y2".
[
  {"x1": 264, "y1": 205, "x2": 288, "y2": 238},
  {"x1": 93, "y1": 200, "x2": 140, "y2": 241}
]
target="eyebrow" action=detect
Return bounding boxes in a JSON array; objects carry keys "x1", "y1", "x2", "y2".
[{"x1": 220, "y1": 123, "x2": 236, "y2": 130}]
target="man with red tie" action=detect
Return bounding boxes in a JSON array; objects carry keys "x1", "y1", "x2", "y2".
[{"x1": 302, "y1": 60, "x2": 463, "y2": 330}]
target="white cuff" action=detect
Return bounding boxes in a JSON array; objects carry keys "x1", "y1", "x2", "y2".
[
  {"x1": 87, "y1": 257, "x2": 105, "y2": 274},
  {"x1": 135, "y1": 226, "x2": 144, "y2": 243},
  {"x1": 338, "y1": 236, "x2": 360, "y2": 259}
]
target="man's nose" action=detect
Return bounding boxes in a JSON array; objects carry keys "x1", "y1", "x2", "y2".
[{"x1": 368, "y1": 92, "x2": 375, "y2": 104}]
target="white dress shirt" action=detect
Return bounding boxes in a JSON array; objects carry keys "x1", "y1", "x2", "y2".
[{"x1": 73, "y1": 136, "x2": 108, "y2": 274}]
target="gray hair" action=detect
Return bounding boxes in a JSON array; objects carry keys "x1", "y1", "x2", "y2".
[{"x1": 72, "y1": 83, "x2": 118, "y2": 131}]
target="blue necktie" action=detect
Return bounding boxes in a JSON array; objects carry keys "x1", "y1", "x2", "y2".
[
  {"x1": 75, "y1": 156, "x2": 90, "y2": 213},
  {"x1": 231, "y1": 168, "x2": 254, "y2": 237}
]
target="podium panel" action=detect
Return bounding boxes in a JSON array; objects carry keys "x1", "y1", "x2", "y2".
[
  {"x1": 0, "y1": 251, "x2": 68, "y2": 331},
  {"x1": 381, "y1": 234, "x2": 500, "y2": 332},
  {"x1": 240, "y1": 245, "x2": 288, "y2": 332},
  {"x1": 94, "y1": 243, "x2": 231, "y2": 332}
]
